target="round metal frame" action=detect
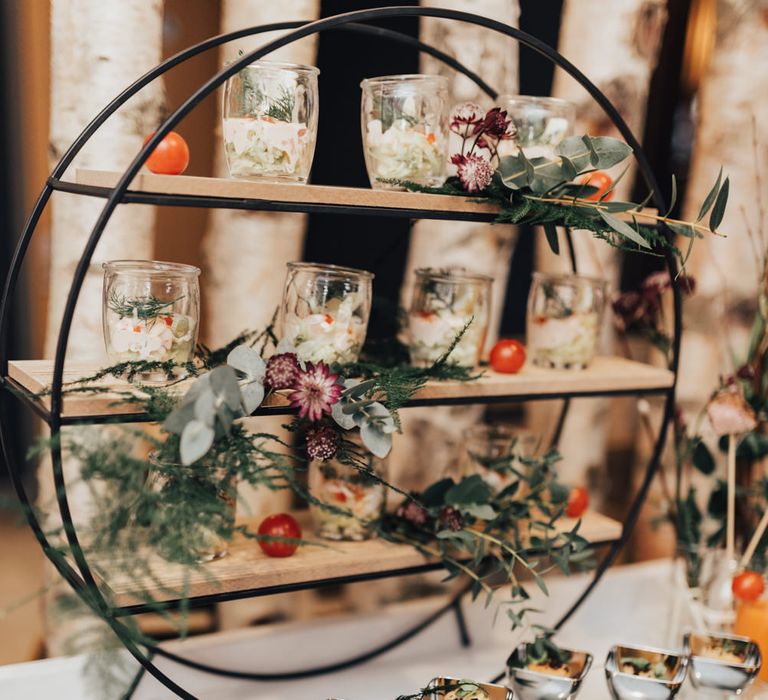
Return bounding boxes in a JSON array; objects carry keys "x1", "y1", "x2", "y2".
[{"x1": 0, "y1": 6, "x2": 681, "y2": 699}]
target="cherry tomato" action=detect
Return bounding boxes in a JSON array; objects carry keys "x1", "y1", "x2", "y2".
[
  {"x1": 257, "y1": 513, "x2": 302, "y2": 558},
  {"x1": 490, "y1": 339, "x2": 526, "y2": 374},
  {"x1": 732, "y1": 571, "x2": 766, "y2": 602},
  {"x1": 566, "y1": 486, "x2": 589, "y2": 518},
  {"x1": 144, "y1": 131, "x2": 190, "y2": 175},
  {"x1": 579, "y1": 171, "x2": 614, "y2": 201}
]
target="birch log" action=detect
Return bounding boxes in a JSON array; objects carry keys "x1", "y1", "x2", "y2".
[
  {"x1": 389, "y1": 0, "x2": 520, "y2": 492},
  {"x1": 207, "y1": 0, "x2": 319, "y2": 630},
  {"x1": 530, "y1": 0, "x2": 668, "y2": 493},
  {"x1": 43, "y1": 0, "x2": 165, "y2": 655}
]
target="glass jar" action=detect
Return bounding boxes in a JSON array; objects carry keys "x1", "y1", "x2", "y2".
[
  {"x1": 526, "y1": 272, "x2": 606, "y2": 370},
  {"x1": 495, "y1": 95, "x2": 574, "y2": 159},
  {"x1": 360, "y1": 74, "x2": 449, "y2": 190},
  {"x1": 461, "y1": 424, "x2": 540, "y2": 493},
  {"x1": 102, "y1": 260, "x2": 200, "y2": 377},
  {"x1": 309, "y1": 448, "x2": 387, "y2": 541},
  {"x1": 222, "y1": 60, "x2": 319, "y2": 183},
  {"x1": 280, "y1": 262, "x2": 373, "y2": 365},
  {"x1": 147, "y1": 451, "x2": 237, "y2": 563},
  {"x1": 407, "y1": 268, "x2": 493, "y2": 369}
]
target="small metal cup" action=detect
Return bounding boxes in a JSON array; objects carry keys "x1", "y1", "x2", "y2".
[
  {"x1": 684, "y1": 631, "x2": 761, "y2": 695},
  {"x1": 605, "y1": 644, "x2": 688, "y2": 699},
  {"x1": 426, "y1": 676, "x2": 514, "y2": 700},
  {"x1": 506, "y1": 643, "x2": 592, "y2": 700}
]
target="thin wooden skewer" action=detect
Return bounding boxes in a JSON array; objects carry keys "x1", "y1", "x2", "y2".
[
  {"x1": 741, "y1": 508, "x2": 768, "y2": 570},
  {"x1": 727, "y1": 433, "x2": 737, "y2": 563}
]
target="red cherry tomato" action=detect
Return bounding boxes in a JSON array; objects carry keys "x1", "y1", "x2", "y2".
[
  {"x1": 566, "y1": 486, "x2": 589, "y2": 518},
  {"x1": 490, "y1": 339, "x2": 526, "y2": 374},
  {"x1": 579, "y1": 171, "x2": 614, "y2": 201},
  {"x1": 257, "y1": 513, "x2": 302, "y2": 558},
  {"x1": 732, "y1": 571, "x2": 766, "y2": 602},
  {"x1": 144, "y1": 131, "x2": 190, "y2": 175}
]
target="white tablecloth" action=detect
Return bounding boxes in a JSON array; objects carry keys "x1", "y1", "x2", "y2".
[{"x1": 1, "y1": 559, "x2": 766, "y2": 699}]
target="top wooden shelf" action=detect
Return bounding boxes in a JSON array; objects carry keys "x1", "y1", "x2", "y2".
[
  {"x1": 72, "y1": 169, "x2": 657, "y2": 223},
  {"x1": 6, "y1": 356, "x2": 674, "y2": 424}
]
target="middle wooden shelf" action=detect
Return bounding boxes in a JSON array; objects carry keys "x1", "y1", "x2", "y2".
[{"x1": 99, "y1": 510, "x2": 622, "y2": 613}]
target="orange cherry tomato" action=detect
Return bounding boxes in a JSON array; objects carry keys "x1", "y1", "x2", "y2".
[
  {"x1": 257, "y1": 513, "x2": 301, "y2": 558},
  {"x1": 566, "y1": 486, "x2": 589, "y2": 518},
  {"x1": 579, "y1": 171, "x2": 614, "y2": 201},
  {"x1": 732, "y1": 571, "x2": 766, "y2": 602},
  {"x1": 144, "y1": 131, "x2": 190, "y2": 175},
  {"x1": 490, "y1": 339, "x2": 526, "y2": 374}
]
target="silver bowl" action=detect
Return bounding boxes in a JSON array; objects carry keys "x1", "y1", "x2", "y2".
[
  {"x1": 605, "y1": 643, "x2": 688, "y2": 699},
  {"x1": 684, "y1": 631, "x2": 761, "y2": 695},
  {"x1": 426, "y1": 676, "x2": 514, "y2": 700},
  {"x1": 506, "y1": 643, "x2": 592, "y2": 699}
]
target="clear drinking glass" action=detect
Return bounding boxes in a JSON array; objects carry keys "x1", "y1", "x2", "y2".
[
  {"x1": 308, "y1": 446, "x2": 387, "y2": 541},
  {"x1": 407, "y1": 268, "x2": 493, "y2": 369},
  {"x1": 280, "y1": 262, "x2": 374, "y2": 365},
  {"x1": 496, "y1": 95, "x2": 575, "y2": 159},
  {"x1": 222, "y1": 60, "x2": 319, "y2": 182},
  {"x1": 102, "y1": 260, "x2": 200, "y2": 378},
  {"x1": 461, "y1": 424, "x2": 540, "y2": 493},
  {"x1": 526, "y1": 272, "x2": 606, "y2": 370},
  {"x1": 360, "y1": 74, "x2": 449, "y2": 189},
  {"x1": 147, "y1": 451, "x2": 237, "y2": 563}
]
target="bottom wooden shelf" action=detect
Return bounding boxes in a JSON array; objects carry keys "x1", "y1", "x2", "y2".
[{"x1": 96, "y1": 511, "x2": 622, "y2": 611}]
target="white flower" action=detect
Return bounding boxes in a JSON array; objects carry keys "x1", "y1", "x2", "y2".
[{"x1": 109, "y1": 318, "x2": 174, "y2": 360}]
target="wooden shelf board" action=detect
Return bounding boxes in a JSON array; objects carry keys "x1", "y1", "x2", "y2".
[
  {"x1": 97, "y1": 511, "x2": 622, "y2": 609},
  {"x1": 7, "y1": 356, "x2": 674, "y2": 421},
  {"x1": 74, "y1": 169, "x2": 657, "y2": 222}
]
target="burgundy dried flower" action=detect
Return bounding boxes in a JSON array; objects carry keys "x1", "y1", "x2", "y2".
[
  {"x1": 305, "y1": 425, "x2": 338, "y2": 461},
  {"x1": 289, "y1": 362, "x2": 342, "y2": 422},
  {"x1": 265, "y1": 352, "x2": 300, "y2": 390},
  {"x1": 706, "y1": 387, "x2": 757, "y2": 436},
  {"x1": 611, "y1": 291, "x2": 645, "y2": 332},
  {"x1": 450, "y1": 102, "x2": 484, "y2": 133},
  {"x1": 736, "y1": 364, "x2": 756, "y2": 381},
  {"x1": 437, "y1": 506, "x2": 463, "y2": 532},
  {"x1": 452, "y1": 153, "x2": 494, "y2": 193},
  {"x1": 474, "y1": 107, "x2": 514, "y2": 140},
  {"x1": 396, "y1": 500, "x2": 429, "y2": 527}
]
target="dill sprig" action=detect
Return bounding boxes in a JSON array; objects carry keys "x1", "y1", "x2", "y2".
[
  {"x1": 107, "y1": 290, "x2": 182, "y2": 322},
  {"x1": 265, "y1": 84, "x2": 295, "y2": 122}
]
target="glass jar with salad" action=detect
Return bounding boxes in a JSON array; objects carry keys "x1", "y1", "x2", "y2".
[
  {"x1": 223, "y1": 60, "x2": 319, "y2": 183},
  {"x1": 526, "y1": 272, "x2": 606, "y2": 370},
  {"x1": 308, "y1": 443, "x2": 387, "y2": 541},
  {"x1": 360, "y1": 74, "x2": 449, "y2": 189},
  {"x1": 495, "y1": 95, "x2": 574, "y2": 159},
  {"x1": 407, "y1": 268, "x2": 493, "y2": 369},
  {"x1": 280, "y1": 262, "x2": 373, "y2": 366},
  {"x1": 102, "y1": 260, "x2": 200, "y2": 380}
]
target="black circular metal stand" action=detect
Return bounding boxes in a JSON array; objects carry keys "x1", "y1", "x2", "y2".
[{"x1": 0, "y1": 7, "x2": 680, "y2": 699}]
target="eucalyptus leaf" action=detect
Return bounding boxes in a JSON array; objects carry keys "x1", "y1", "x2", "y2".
[
  {"x1": 664, "y1": 174, "x2": 677, "y2": 218},
  {"x1": 666, "y1": 222, "x2": 696, "y2": 238},
  {"x1": 556, "y1": 135, "x2": 632, "y2": 171},
  {"x1": 543, "y1": 223, "x2": 560, "y2": 255},
  {"x1": 599, "y1": 163, "x2": 629, "y2": 201},
  {"x1": 446, "y1": 475, "x2": 493, "y2": 506},
  {"x1": 227, "y1": 345, "x2": 266, "y2": 383},
  {"x1": 331, "y1": 400, "x2": 357, "y2": 430},
  {"x1": 163, "y1": 401, "x2": 196, "y2": 435},
  {"x1": 365, "y1": 401, "x2": 397, "y2": 433},
  {"x1": 692, "y1": 440, "x2": 715, "y2": 475},
  {"x1": 697, "y1": 167, "x2": 722, "y2": 222},
  {"x1": 179, "y1": 419, "x2": 216, "y2": 465},
  {"x1": 597, "y1": 209, "x2": 651, "y2": 249},
  {"x1": 240, "y1": 381, "x2": 265, "y2": 415},
  {"x1": 193, "y1": 389, "x2": 216, "y2": 427},
  {"x1": 360, "y1": 420, "x2": 392, "y2": 458},
  {"x1": 600, "y1": 201, "x2": 636, "y2": 213},
  {"x1": 460, "y1": 503, "x2": 497, "y2": 520},
  {"x1": 209, "y1": 366, "x2": 242, "y2": 412},
  {"x1": 709, "y1": 177, "x2": 729, "y2": 231}
]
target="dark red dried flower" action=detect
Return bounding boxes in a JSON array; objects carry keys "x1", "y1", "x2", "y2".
[
  {"x1": 736, "y1": 364, "x2": 756, "y2": 381},
  {"x1": 437, "y1": 506, "x2": 463, "y2": 532},
  {"x1": 452, "y1": 153, "x2": 494, "y2": 193},
  {"x1": 396, "y1": 500, "x2": 429, "y2": 527},
  {"x1": 265, "y1": 352, "x2": 300, "y2": 390},
  {"x1": 611, "y1": 291, "x2": 645, "y2": 332},
  {"x1": 305, "y1": 425, "x2": 338, "y2": 461},
  {"x1": 474, "y1": 107, "x2": 513, "y2": 140}
]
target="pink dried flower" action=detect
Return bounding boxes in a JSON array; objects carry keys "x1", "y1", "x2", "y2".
[
  {"x1": 289, "y1": 362, "x2": 342, "y2": 422},
  {"x1": 396, "y1": 500, "x2": 429, "y2": 527},
  {"x1": 611, "y1": 291, "x2": 645, "y2": 332},
  {"x1": 452, "y1": 153, "x2": 494, "y2": 193},
  {"x1": 265, "y1": 352, "x2": 300, "y2": 390},
  {"x1": 437, "y1": 506, "x2": 463, "y2": 532},
  {"x1": 450, "y1": 102, "x2": 484, "y2": 133},
  {"x1": 306, "y1": 425, "x2": 338, "y2": 461},
  {"x1": 706, "y1": 387, "x2": 757, "y2": 436},
  {"x1": 474, "y1": 107, "x2": 514, "y2": 140}
]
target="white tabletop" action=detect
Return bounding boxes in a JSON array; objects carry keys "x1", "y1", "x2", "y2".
[{"x1": 1, "y1": 559, "x2": 766, "y2": 699}]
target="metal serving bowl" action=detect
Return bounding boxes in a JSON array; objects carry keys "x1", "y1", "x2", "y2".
[
  {"x1": 426, "y1": 676, "x2": 514, "y2": 700},
  {"x1": 506, "y1": 643, "x2": 592, "y2": 700},
  {"x1": 684, "y1": 631, "x2": 761, "y2": 695},
  {"x1": 604, "y1": 643, "x2": 688, "y2": 699}
]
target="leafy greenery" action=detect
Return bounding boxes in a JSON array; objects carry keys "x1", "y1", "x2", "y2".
[{"x1": 107, "y1": 290, "x2": 181, "y2": 322}]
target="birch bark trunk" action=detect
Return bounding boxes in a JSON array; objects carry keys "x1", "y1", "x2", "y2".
[
  {"x1": 389, "y1": 0, "x2": 520, "y2": 492},
  {"x1": 530, "y1": 0, "x2": 668, "y2": 493},
  {"x1": 43, "y1": 0, "x2": 166, "y2": 655}
]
